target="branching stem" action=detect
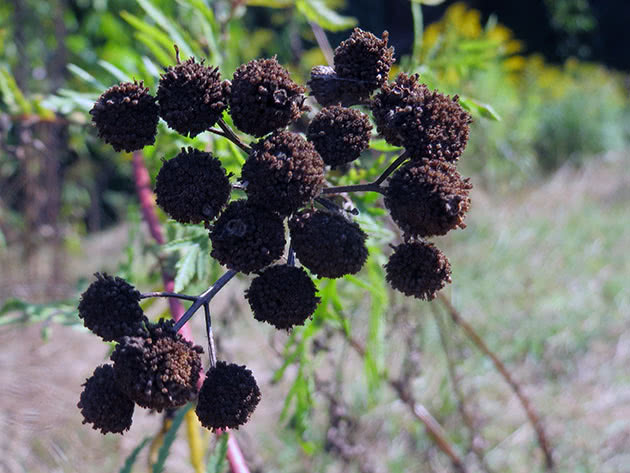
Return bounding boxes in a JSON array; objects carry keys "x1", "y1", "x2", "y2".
[
  {"x1": 204, "y1": 303, "x2": 217, "y2": 368},
  {"x1": 217, "y1": 118, "x2": 252, "y2": 153},
  {"x1": 140, "y1": 291, "x2": 197, "y2": 302}
]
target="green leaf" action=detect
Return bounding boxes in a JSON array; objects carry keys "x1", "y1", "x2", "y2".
[
  {"x1": 98, "y1": 60, "x2": 131, "y2": 83},
  {"x1": 121, "y1": 11, "x2": 176, "y2": 58},
  {"x1": 137, "y1": 0, "x2": 195, "y2": 59},
  {"x1": 153, "y1": 404, "x2": 192, "y2": 473},
  {"x1": 410, "y1": 0, "x2": 446, "y2": 5},
  {"x1": 205, "y1": 433, "x2": 229, "y2": 473},
  {"x1": 134, "y1": 32, "x2": 174, "y2": 67},
  {"x1": 411, "y1": 2, "x2": 423, "y2": 67},
  {"x1": 246, "y1": 0, "x2": 294, "y2": 6},
  {"x1": 0, "y1": 67, "x2": 32, "y2": 115},
  {"x1": 67, "y1": 64, "x2": 106, "y2": 90},
  {"x1": 174, "y1": 245, "x2": 200, "y2": 292},
  {"x1": 458, "y1": 96, "x2": 501, "y2": 121},
  {"x1": 119, "y1": 436, "x2": 152, "y2": 473},
  {"x1": 295, "y1": 0, "x2": 357, "y2": 32},
  {"x1": 369, "y1": 139, "x2": 403, "y2": 152}
]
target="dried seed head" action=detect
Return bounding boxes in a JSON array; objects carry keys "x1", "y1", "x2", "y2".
[
  {"x1": 372, "y1": 73, "x2": 472, "y2": 162},
  {"x1": 77, "y1": 365, "x2": 134, "y2": 435},
  {"x1": 157, "y1": 57, "x2": 229, "y2": 137},
  {"x1": 289, "y1": 210, "x2": 368, "y2": 278},
  {"x1": 385, "y1": 160, "x2": 472, "y2": 237},
  {"x1": 78, "y1": 273, "x2": 146, "y2": 342},
  {"x1": 385, "y1": 241, "x2": 452, "y2": 300},
  {"x1": 307, "y1": 105, "x2": 372, "y2": 167},
  {"x1": 111, "y1": 320, "x2": 203, "y2": 411},
  {"x1": 210, "y1": 200, "x2": 286, "y2": 274},
  {"x1": 229, "y1": 57, "x2": 305, "y2": 137},
  {"x1": 307, "y1": 65, "x2": 366, "y2": 107},
  {"x1": 333, "y1": 28, "x2": 394, "y2": 101},
  {"x1": 155, "y1": 147, "x2": 231, "y2": 223},
  {"x1": 196, "y1": 361, "x2": 261, "y2": 430},
  {"x1": 90, "y1": 81, "x2": 159, "y2": 152},
  {"x1": 242, "y1": 131, "x2": 325, "y2": 216},
  {"x1": 245, "y1": 265, "x2": 320, "y2": 330}
]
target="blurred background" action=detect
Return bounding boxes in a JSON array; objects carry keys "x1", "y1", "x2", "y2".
[{"x1": 0, "y1": 1, "x2": 629, "y2": 472}]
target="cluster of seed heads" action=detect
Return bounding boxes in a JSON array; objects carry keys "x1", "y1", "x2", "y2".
[{"x1": 81, "y1": 27, "x2": 472, "y2": 434}]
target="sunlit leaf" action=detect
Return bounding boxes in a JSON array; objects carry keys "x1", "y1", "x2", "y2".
[
  {"x1": 153, "y1": 404, "x2": 192, "y2": 473},
  {"x1": 205, "y1": 432, "x2": 229, "y2": 473},
  {"x1": 295, "y1": 0, "x2": 357, "y2": 32}
]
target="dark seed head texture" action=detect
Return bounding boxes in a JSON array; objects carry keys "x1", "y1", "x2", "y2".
[
  {"x1": 385, "y1": 241, "x2": 452, "y2": 300},
  {"x1": 307, "y1": 106, "x2": 372, "y2": 167},
  {"x1": 229, "y1": 57, "x2": 305, "y2": 137},
  {"x1": 307, "y1": 65, "x2": 367, "y2": 107},
  {"x1": 78, "y1": 365, "x2": 135, "y2": 435},
  {"x1": 333, "y1": 28, "x2": 394, "y2": 101},
  {"x1": 210, "y1": 200, "x2": 286, "y2": 274},
  {"x1": 196, "y1": 361, "x2": 261, "y2": 431},
  {"x1": 111, "y1": 320, "x2": 203, "y2": 411},
  {"x1": 245, "y1": 265, "x2": 320, "y2": 330},
  {"x1": 289, "y1": 210, "x2": 368, "y2": 279},
  {"x1": 157, "y1": 57, "x2": 228, "y2": 137},
  {"x1": 90, "y1": 81, "x2": 158, "y2": 152},
  {"x1": 372, "y1": 73, "x2": 471, "y2": 162},
  {"x1": 385, "y1": 160, "x2": 472, "y2": 238},
  {"x1": 78, "y1": 272, "x2": 146, "y2": 342},
  {"x1": 242, "y1": 131, "x2": 325, "y2": 216},
  {"x1": 155, "y1": 147, "x2": 231, "y2": 223}
]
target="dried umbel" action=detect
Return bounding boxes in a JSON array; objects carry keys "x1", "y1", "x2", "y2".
[
  {"x1": 111, "y1": 320, "x2": 203, "y2": 411},
  {"x1": 242, "y1": 131, "x2": 325, "y2": 216},
  {"x1": 155, "y1": 147, "x2": 231, "y2": 223},
  {"x1": 90, "y1": 81, "x2": 159, "y2": 152},
  {"x1": 78, "y1": 272, "x2": 146, "y2": 342},
  {"x1": 77, "y1": 365, "x2": 135, "y2": 435},
  {"x1": 245, "y1": 265, "x2": 320, "y2": 330},
  {"x1": 157, "y1": 56, "x2": 229, "y2": 137},
  {"x1": 372, "y1": 73, "x2": 471, "y2": 162},
  {"x1": 333, "y1": 28, "x2": 394, "y2": 101},
  {"x1": 289, "y1": 210, "x2": 368, "y2": 278},
  {"x1": 385, "y1": 160, "x2": 472, "y2": 237},
  {"x1": 385, "y1": 241, "x2": 452, "y2": 300},
  {"x1": 229, "y1": 57, "x2": 305, "y2": 137},
  {"x1": 307, "y1": 106, "x2": 372, "y2": 167},
  {"x1": 196, "y1": 361, "x2": 261, "y2": 430},
  {"x1": 210, "y1": 200, "x2": 286, "y2": 274}
]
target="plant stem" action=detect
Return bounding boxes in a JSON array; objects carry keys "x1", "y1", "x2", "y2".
[
  {"x1": 309, "y1": 21, "x2": 333, "y2": 66},
  {"x1": 217, "y1": 118, "x2": 252, "y2": 153},
  {"x1": 204, "y1": 303, "x2": 217, "y2": 368},
  {"x1": 437, "y1": 294, "x2": 555, "y2": 471},
  {"x1": 140, "y1": 291, "x2": 197, "y2": 302},
  {"x1": 321, "y1": 152, "x2": 408, "y2": 195}
]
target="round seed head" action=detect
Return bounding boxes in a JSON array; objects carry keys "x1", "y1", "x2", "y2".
[
  {"x1": 90, "y1": 81, "x2": 158, "y2": 152},
  {"x1": 385, "y1": 160, "x2": 472, "y2": 237},
  {"x1": 229, "y1": 57, "x2": 305, "y2": 137},
  {"x1": 307, "y1": 105, "x2": 372, "y2": 167},
  {"x1": 210, "y1": 200, "x2": 286, "y2": 274},
  {"x1": 78, "y1": 273, "x2": 146, "y2": 342},
  {"x1": 111, "y1": 320, "x2": 204, "y2": 411},
  {"x1": 196, "y1": 361, "x2": 261, "y2": 430},
  {"x1": 307, "y1": 65, "x2": 366, "y2": 107},
  {"x1": 77, "y1": 365, "x2": 135, "y2": 435},
  {"x1": 155, "y1": 147, "x2": 231, "y2": 223},
  {"x1": 372, "y1": 73, "x2": 472, "y2": 162},
  {"x1": 245, "y1": 265, "x2": 320, "y2": 330},
  {"x1": 157, "y1": 57, "x2": 229, "y2": 137},
  {"x1": 333, "y1": 28, "x2": 395, "y2": 101},
  {"x1": 242, "y1": 131, "x2": 325, "y2": 216},
  {"x1": 289, "y1": 210, "x2": 368, "y2": 278},
  {"x1": 385, "y1": 241, "x2": 452, "y2": 300}
]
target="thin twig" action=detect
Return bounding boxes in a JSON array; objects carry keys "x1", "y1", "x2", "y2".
[
  {"x1": 140, "y1": 291, "x2": 197, "y2": 302},
  {"x1": 208, "y1": 128, "x2": 229, "y2": 139},
  {"x1": 437, "y1": 294, "x2": 554, "y2": 471},
  {"x1": 309, "y1": 21, "x2": 334, "y2": 66},
  {"x1": 173, "y1": 270, "x2": 238, "y2": 333},
  {"x1": 217, "y1": 118, "x2": 252, "y2": 153},
  {"x1": 204, "y1": 303, "x2": 217, "y2": 368}
]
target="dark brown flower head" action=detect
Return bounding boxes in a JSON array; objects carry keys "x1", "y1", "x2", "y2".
[
  {"x1": 228, "y1": 57, "x2": 305, "y2": 137},
  {"x1": 78, "y1": 273, "x2": 146, "y2": 342},
  {"x1": 111, "y1": 319, "x2": 203, "y2": 411},
  {"x1": 157, "y1": 57, "x2": 228, "y2": 137},
  {"x1": 209, "y1": 200, "x2": 286, "y2": 274},
  {"x1": 372, "y1": 73, "x2": 472, "y2": 162},
  {"x1": 155, "y1": 147, "x2": 231, "y2": 224},
  {"x1": 385, "y1": 160, "x2": 472, "y2": 237},
  {"x1": 78, "y1": 364, "x2": 135, "y2": 435},
  {"x1": 242, "y1": 131, "x2": 325, "y2": 216},
  {"x1": 333, "y1": 28, "x2": 394, "y2": 101},
  {"x1": 90, "y1": 81, "x2": 159, "y2": 152},
  {"x1": 307, "y1": 65, "x2": 366, "y2": 107},
  {"x1": 245, "y1": 265, "x2": 320, "y2": 330},
  {"x1": 289, "y1": 210, "x2": 368, "y2": 278},
  {"x1": 307, "y1": 106, "x2": 372, "y2": 167},
  {"x1": 196, "y1": 361, "x2": 261, "y2": 431},
  {"x1": 385, "y1": 241, "x2": 452, "y2": 300}
]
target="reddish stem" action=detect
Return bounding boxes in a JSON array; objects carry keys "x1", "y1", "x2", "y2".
[{"x1": 132, "y1": 151, "x2": 251, "y2": 473}]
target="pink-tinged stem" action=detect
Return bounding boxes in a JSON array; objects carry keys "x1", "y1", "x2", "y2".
[{"x1": 132, "y1": 151, "x2": 251, "y2": 473}]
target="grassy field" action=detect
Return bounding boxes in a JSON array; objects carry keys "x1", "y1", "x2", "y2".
[{"x1": 0, "y1": 151, "x2": 628, "y2": 473}]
